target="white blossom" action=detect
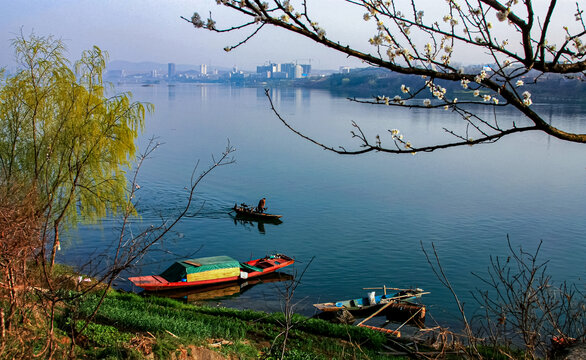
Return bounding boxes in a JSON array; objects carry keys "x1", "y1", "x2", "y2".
[
  {"x1": 522, "y1": 91, "x2": 532, "y2": 106},
  {"x1": 317, "y1": 28, "x2": 326, "y2": 39},
  {"x1": 475, "y1": 70, "x2": 487, "y2": 83},
  {"x1": 496, "y1": 9, "x2": 510, "y2": 22},
  {"x1": 191, "y1": 12, "x2": 204, "y2": 28},
  {"x1": 516, "y1": 80, "x2": 524, "y2": 87}
]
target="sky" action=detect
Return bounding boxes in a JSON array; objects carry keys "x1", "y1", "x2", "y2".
[
  {"x1": 0, "y1": 0, "x2": 580, "y2": 72},
  {"x1": 1, "y1": 0, "x2": 368, "y2": 71}
]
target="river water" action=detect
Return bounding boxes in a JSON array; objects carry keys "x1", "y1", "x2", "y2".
[{"x1": 59, "y1": 83, "x2": 586, "y2": 327}]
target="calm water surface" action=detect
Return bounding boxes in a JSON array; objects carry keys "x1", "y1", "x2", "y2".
[{"x1": 60, "y1": 84, "x2": 586, "y2": 327}]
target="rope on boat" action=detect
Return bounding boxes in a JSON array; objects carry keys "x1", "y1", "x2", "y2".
[{"x1": 394, "y1": 306, "x2": 425, "y2": 333}]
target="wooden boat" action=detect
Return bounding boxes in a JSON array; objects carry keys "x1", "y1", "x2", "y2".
[
  {"x1": 313, "y1": 288, "x2": 427, "y2": 326},
  {"x1": 129, "y1": 254, "x2": 294, "y2": 291},
  {"x1": 233, "y1": 203, "x2": 283, "y2": 222},
  {"x1": 313, "y1": 288, "x2": 426, "y2": 313}
]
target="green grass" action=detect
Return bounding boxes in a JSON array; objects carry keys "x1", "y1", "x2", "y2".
[{"x1": 68, "y1": 290, "x2": 394, "y2": 359}]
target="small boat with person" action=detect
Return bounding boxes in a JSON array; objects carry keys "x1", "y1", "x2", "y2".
[
  {"x1": 129, "y1": 254, "x2": 294, "y2": 291},
  {"x1": 233, "y1": 203, "x2": 283, "y2": 222}
]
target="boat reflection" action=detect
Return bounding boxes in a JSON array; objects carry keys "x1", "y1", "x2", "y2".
[
  {"x1": 146, "y1": 272, "x2": 294, "y2": 303},
  {"x1": 230, "y1": 214, "x2": 282, "y2": 234}
]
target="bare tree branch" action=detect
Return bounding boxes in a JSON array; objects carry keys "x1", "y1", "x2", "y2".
[{"x1": 190, "y1": 0, "x2": 586, "y2": 155}]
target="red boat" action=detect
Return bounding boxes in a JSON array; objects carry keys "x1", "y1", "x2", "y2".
[{"x1": 128, "y1": 254, "x2": 294, "y2": 291}]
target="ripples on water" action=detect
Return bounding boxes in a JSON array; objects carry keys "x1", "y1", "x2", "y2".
[{"x1": 59, "y1": 84, "x2": 586, "y2": 328}]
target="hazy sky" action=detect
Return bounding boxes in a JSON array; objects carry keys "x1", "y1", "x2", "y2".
[
  {"x1": 1, "y1": 0, "x2": 579, "y2": 71},
  {"x1": 1, "y1": 0, "x2": 368, "y2": 71}
]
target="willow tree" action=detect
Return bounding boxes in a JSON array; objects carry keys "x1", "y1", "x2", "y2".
[
  {"x1": 0, "y1": 34, "x2": 148, "y2": 267},
  {"x1": 189, "y1": 0, "x2": 586, "y2": 154}
]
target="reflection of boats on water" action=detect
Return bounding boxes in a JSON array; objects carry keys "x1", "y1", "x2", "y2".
[
  {"x1": 148, "y1": 272, "x2": 294, "y2": 302},
  {"x1": 229, "y1": 212, "x2": 282, "y2": 234}
]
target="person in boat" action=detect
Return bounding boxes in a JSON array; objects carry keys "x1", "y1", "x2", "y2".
[{"x1": 256, "y1": 198, "x2": 266, "y2": 213}]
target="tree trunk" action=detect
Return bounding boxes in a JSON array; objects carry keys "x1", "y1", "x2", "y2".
[{"x1": 50, "y1": 223, "x2": 59, "y2": 270}]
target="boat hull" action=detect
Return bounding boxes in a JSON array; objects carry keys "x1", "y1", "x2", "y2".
[
  {"x1": 313, "y1": 289, "x2": 426, "y2": 326},
  {"x1": 233, "y1": 205, "x2": 282, "y2": 222},
  {"x1": 313, "y1": 290, "x2": 423, "y2": 312},
  {"x1": 128, "y1": 274, "x2": 241, "y2": 291}
]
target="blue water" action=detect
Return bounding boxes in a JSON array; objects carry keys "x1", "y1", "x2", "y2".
[{"x1": 59, "y1": 84, "x2": 586, "y2": 327}]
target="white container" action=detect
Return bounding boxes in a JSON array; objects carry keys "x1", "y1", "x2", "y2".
[{"x1": 368, "y1": 291, "x2": 376, "y2": 305}]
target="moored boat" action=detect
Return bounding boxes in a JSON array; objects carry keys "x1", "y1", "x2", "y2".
[
  {"x1": 313, "y1": 288, "x2": 426, "y2": 313},
  {"x1": 129, "y1": 254, "x2": 294, "y2": 291},
  {"x1": 233, "y1": 203, "x2": 283, "y2": 222},
  {"x1": 313, "y1": 288, "x2": 427, "y2": 326}
]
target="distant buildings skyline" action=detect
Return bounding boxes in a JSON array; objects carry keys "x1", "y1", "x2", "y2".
[
  {"x1": 106, "y1": 62, "x2": 311, "y2": 83},
  {"x1": 256, "y1": 62, "x2": 311, "y2": 79}
]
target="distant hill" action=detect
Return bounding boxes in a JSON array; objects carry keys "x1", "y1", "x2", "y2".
[{"x1": 296, "y1": 67, "x2": 586, "y2": 103}]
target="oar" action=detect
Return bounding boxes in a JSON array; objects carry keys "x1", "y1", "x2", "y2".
[{"x1": 356, "y1": 300, "x2": 396, "y2": 326}]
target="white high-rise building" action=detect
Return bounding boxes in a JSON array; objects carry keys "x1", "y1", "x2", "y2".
[{"x1": 200, "y1": 64, "x2": 207, "y2": 75}]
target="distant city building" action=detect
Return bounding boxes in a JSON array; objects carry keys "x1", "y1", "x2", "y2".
[
  {"x1": 339, "y1": 66, "x2": 351, "y2": 73},
  {"x1": 200, "y1": 64, "x2": 207, "y2": 75},
  {"x1": 272, "y1": 71, "x2": 288, "y2": 79},
  {"x1": 256, "y1": 64, "x2": 276, "y2": 75},
  {"x1": 168, "y1": 63, "x2": 176, "y2": 79},
  {"x1": 293, "y1": 65, "x2": 303, "y2": 78},
  {"x1": 281, "y1": 63, "x2": 295, "y2": 76},
  {"x1": 256, "y1": 62, "x2": 310, "y2": 79}
]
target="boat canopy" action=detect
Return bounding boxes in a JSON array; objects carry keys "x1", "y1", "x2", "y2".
[{"x1": 160, "y1": 256, "x2": 240, "y2": 282}]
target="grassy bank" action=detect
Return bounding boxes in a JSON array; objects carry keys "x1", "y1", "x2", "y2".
[{"x1": 56, "y1": 290, "x2": 402, "y2": 359}]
